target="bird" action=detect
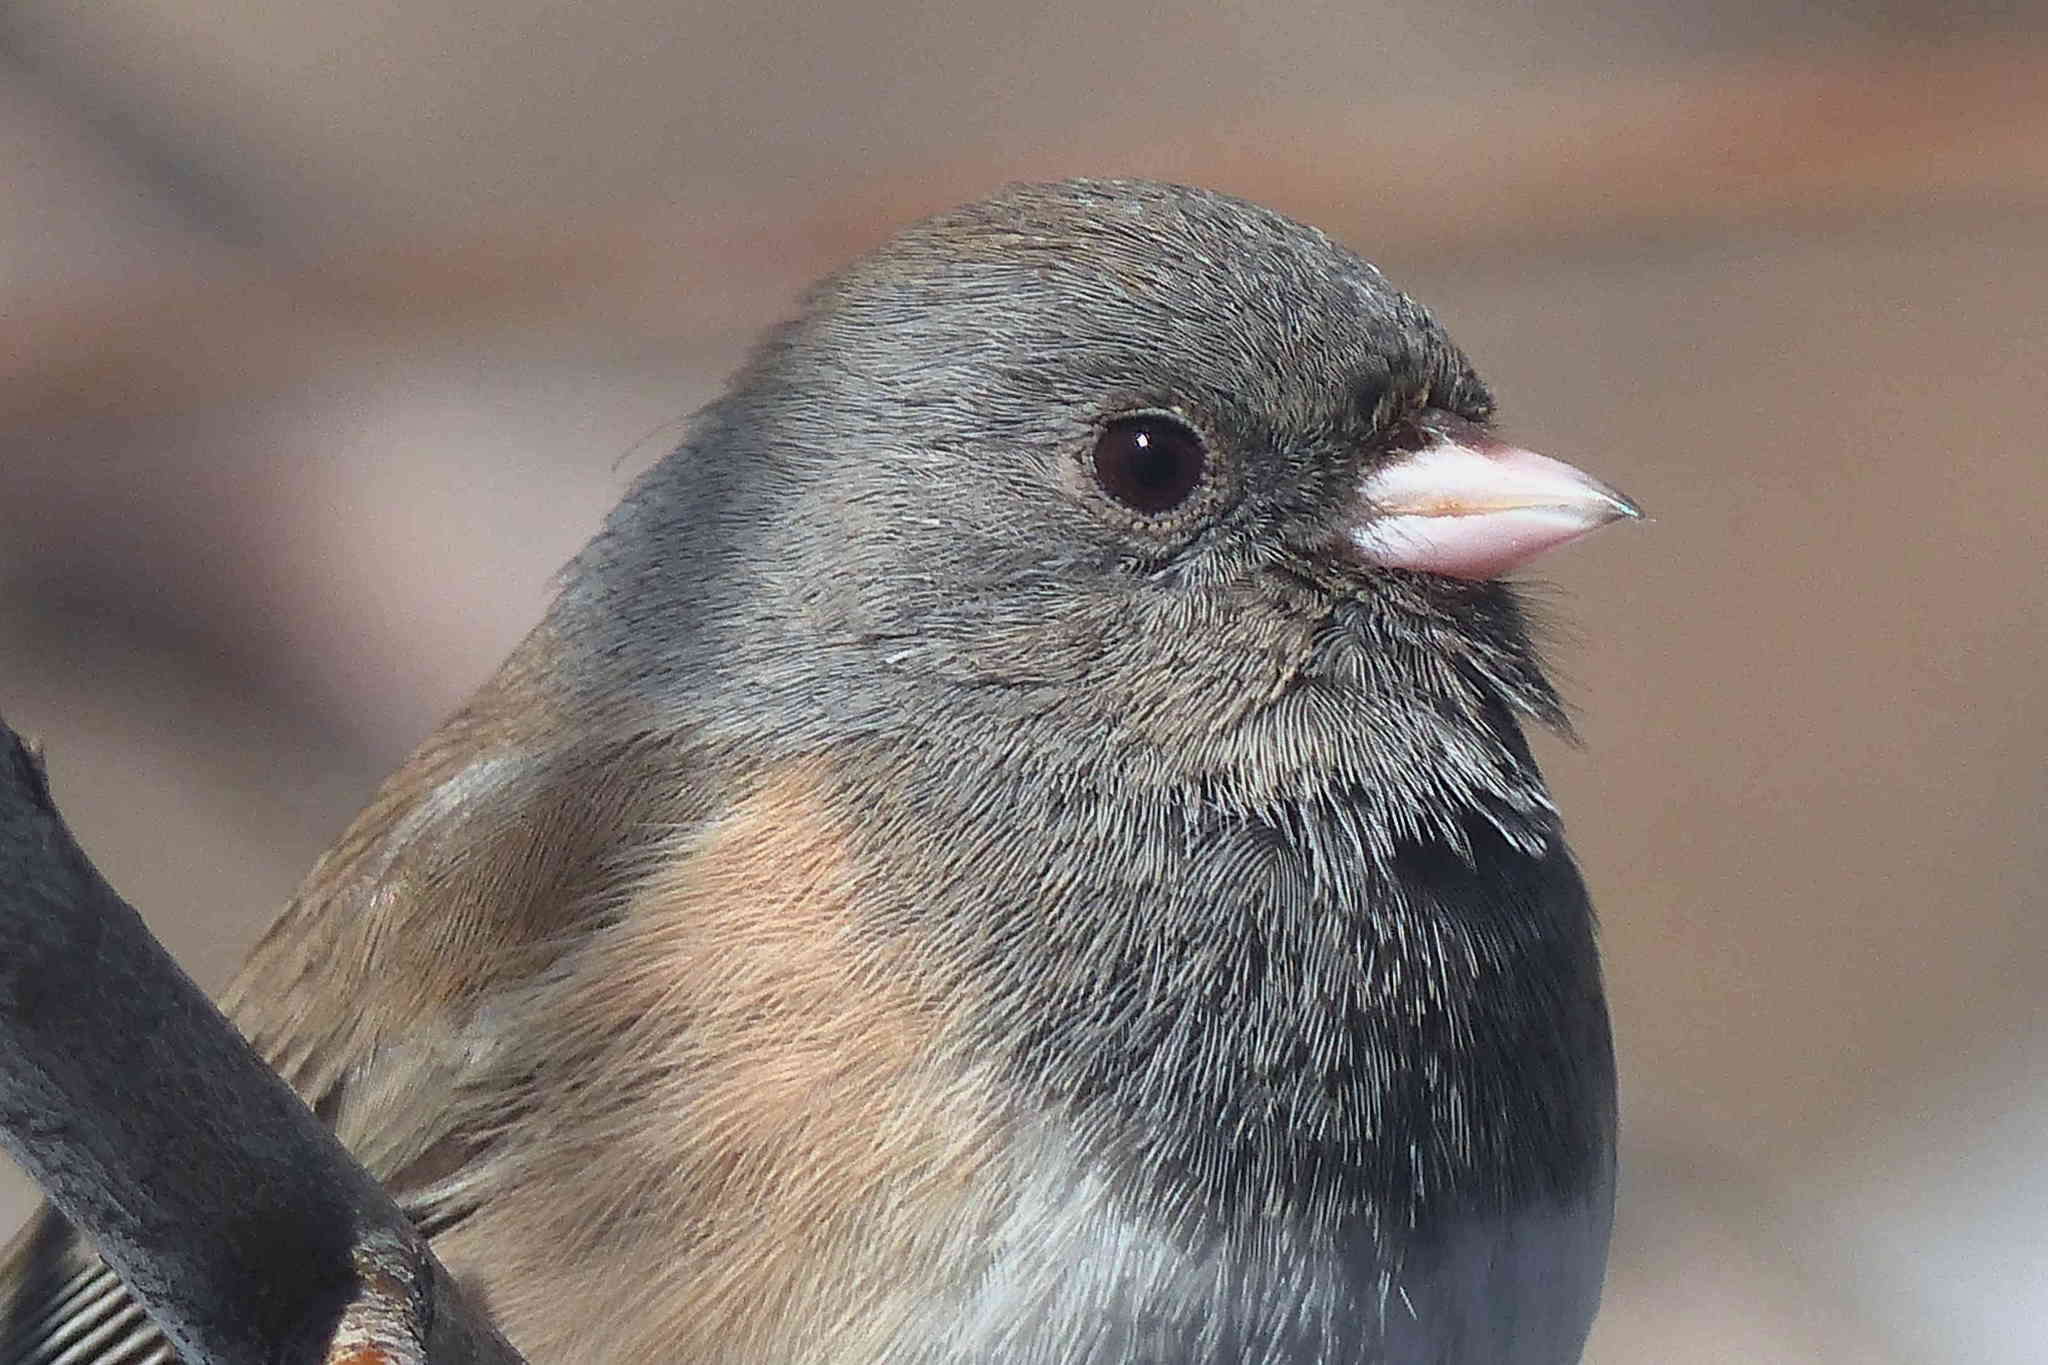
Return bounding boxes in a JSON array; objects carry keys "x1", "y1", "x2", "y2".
[{"x1": 0, "y1": 178, "x2": 1635, "y2": 1364}]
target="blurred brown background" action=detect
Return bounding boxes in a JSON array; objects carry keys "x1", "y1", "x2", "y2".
[{"x1": 3, "y1": 1, "x2": 2045, "y2": 1360}]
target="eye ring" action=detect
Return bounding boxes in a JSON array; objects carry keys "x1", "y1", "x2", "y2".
[{"x1": 1088, "y1": 413, "x2": 1208, "y2": 517}]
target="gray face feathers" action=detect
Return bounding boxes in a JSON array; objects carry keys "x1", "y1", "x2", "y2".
[{"x1": 563, "y1": 179, "x2": 1557, "y2": 820}]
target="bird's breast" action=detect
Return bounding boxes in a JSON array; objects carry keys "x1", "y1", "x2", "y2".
[
  {"x1": 833, "y1": 755, "x2": 1618, "y2": 1363},
  {"x1": 446, "y1": 750, "x2": 1614, "y2": 1364},
  {"x1": 897, "y1": 1123, "x2": 1615, "y2": 1365}
]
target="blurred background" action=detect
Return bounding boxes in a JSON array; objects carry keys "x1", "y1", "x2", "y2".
[{"x1": 2, "y1": 1, "x2": 2044, "y2": 1359}]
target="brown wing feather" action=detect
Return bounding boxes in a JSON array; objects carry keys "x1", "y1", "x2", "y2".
[{"x1": 0, "y1": 626, "x2": 706, "y2": 1363}]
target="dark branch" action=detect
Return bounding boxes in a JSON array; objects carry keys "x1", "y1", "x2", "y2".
[{"x1": 0, "y1": 718, "x2": 525, "y2": 1364}]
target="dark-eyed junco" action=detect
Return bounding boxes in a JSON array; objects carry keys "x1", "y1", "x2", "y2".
[{"x1": 2, "y1": 179, "x2": 1635, "y2": 1364}]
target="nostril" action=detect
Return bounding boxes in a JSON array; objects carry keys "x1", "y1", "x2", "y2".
[
  {"x1": 1413, "y1": 409, "x2": 1488, "y2": 448},
  {"x1": 1380, "y1": 420, "x2": 1431, "y2": 458}
]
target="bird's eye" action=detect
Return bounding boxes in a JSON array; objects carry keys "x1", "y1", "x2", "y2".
[{"x1": 1090, "y1": 415, "x2": 1207, "y2": 515}]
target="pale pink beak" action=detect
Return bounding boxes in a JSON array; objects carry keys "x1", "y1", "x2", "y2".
[{"x1": 1349, "y1": 412, "x2": 1641, "y2": 580}]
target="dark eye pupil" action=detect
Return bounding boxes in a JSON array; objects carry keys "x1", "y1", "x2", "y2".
[{"x1": 1092, "y1": 416, "x2": 1205, "y2": 515}]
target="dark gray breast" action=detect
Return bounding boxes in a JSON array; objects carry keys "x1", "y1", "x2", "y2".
[{"x1": 852, "y1": 754, "x2": 1616, "y2": 1364}]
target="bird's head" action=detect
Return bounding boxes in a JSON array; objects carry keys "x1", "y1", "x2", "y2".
[{"x1": 564, "y1": 180, "x2": 1636, "y2": 809}]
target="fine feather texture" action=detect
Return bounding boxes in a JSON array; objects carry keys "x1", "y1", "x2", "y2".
[{"x1": 2, "y1": 179, "x2": 1618, "y2": 1364}]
